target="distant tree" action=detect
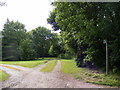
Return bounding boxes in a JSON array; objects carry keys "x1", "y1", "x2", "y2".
[
  {"x1": 19, "y1": 39, "x2": 35, "y2": 60},
  {"x1": 49, "y1": 33, "x2": 61, "y2": 56},
  {"x1": 2, "y1": 19, "x2": 27, "y2": 60},
  {"x1": 32, "y1": 26, "x2": 53, "y2": 59}
]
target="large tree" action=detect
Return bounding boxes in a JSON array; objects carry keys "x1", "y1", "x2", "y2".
[
  {"x1": 2, "y1": 19, "x2": 27, "y2": 60},
  {"x1": 32, "y1": 26, "x2": 53, "y2": 58},
  {"x1": 48, "y1": 2, "x2": 120, "y2": 73}
]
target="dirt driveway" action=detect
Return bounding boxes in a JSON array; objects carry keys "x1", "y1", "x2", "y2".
[{"x1": 0, "y1": 60, "x2": 116, "y2": 88}]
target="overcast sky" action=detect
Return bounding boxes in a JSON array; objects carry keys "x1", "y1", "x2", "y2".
[{"x1": 0, "y1": 0, "x2": 54, "y2": 31}]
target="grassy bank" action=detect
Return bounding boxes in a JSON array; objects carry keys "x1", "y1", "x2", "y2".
[
  {"x1": 60, "y1": 60, "x2": 120, "y2": 87},
  {"x1": 0, "y1": 59, "x2": 48, "y2": 68},
  {"x1": 0, "y1": 70, "x2": 10, "y2": 82},
  {"x1": 41, "y1": 60, "x2": 57, "y2": 72}
]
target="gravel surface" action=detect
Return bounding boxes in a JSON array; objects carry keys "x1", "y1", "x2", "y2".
[{"x1": 0, "y1": 61, "x2": 117, "y2": 88}]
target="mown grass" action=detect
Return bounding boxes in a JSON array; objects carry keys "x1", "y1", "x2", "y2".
[
  {"x1": 0, "y1": 70, "x2": 10, "y2": 82},
  {"x1": 60, "y1": 59, "x2": 120, "y2": 87},
  {"x1": 41, "y1": 60, "x2": 57, "y2": 72},
  {"x1": 38, "y1": 57, "x2": 58, "y2": 60},
  {"x1": 0, "y1": 59, "x2": 48, "y2": 68}
]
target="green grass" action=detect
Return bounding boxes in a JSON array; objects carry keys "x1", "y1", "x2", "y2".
[
  {"x1": 41, "y1": 60, "x2": 57, "y2": 72},
  {"x1": 0, "y1": 70, "x2": 10, "y2": 82},
  {"x1": 60, "y1": 59, "x2": 120, "y2": 87},
  {"x1": 38, "y1": 57, "x2": 58, "y2": 60},
  {"x1": 0, "y1": 59, "x2": 48, "y2": 68}
]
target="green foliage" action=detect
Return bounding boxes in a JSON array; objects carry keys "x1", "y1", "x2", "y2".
[
  {"x1": 58, "y1": 52, "x2": 74, "y2": 59},
  {"x1": 2, "y1": 20, "x2": 58, "y2": 61},
  {"x1": 0, "y1": 70, "x2": 10, "y2": 82},
  {"x1": 2, "y1": 19, "x2": 27, "y2": 60},
  {"x1": 49, "y1": 33, "x2": 65, "y2": 57},
  {"x1": 40, "y1": 60, "x2": 57, "y2": 72},
  {"x1": 49, "y1": 45, "x2": 55, "y2": 56},
  {"x1": 60, "y1": 60, "x2": 120, "y2": 86},
  {"x1": 32, "y1": 26, "x2": 53, "y2": 58},
  {"x1": 47, "y1": 10, "x2": 61, "y2": 31},
  {"x1": 19, "y1": 39, "x2": 35, "y2": 60},
  {"x1": 48, "y1": 2, "x2": 120, "y2": 73}
]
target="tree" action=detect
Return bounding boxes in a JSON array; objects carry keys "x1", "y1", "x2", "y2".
[
  {"x1": 48, "y1": 2, "x2": 120, "y2": 73},
  {"x1": 2, "y1": 19, "x2": 27, "y2": 60},
  {"x1": 47, "y1": 10, "x2": 61, "y2": 31},
  {"x1": 49, "y1": 33, "x2": 62, "y2": 57},
  {"x1": 19, "y1": 39, "x2": 35, "y2": 60},
  {"x1": 32, "y1": 26, "x2": 53, "y2": 58}
]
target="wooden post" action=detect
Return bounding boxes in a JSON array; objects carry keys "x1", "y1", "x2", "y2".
[{"x1": 106, "y1": 40, "x2": 108, "y2": 75}]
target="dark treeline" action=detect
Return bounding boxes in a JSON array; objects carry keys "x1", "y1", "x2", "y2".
[
  {"x1": 47, "y1": 2, "x2": 120, "y2": 73},
  {"x1": 1, "y1": 19, "x2": 63, "y2": 61}
]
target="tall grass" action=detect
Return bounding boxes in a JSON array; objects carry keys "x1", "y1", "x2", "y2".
[{"x1": 60, "y1": 60, "x2": 120, "y2": 87}]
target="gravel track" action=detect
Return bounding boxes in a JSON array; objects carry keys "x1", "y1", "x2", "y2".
[{"x1": 0, "y1": 60, "x2": 117, "y2": 88}]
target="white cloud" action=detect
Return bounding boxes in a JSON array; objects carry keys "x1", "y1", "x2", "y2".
[{"x1": 0, "y1": 0, "x2": 53, "y2": 31}]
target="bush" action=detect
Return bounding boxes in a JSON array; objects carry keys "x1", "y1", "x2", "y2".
[{"x1": 58, "y1": 53, "x2": 74, "y2": 59}]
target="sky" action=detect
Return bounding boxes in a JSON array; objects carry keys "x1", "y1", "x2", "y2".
[{"x1": 0, "y1": 0, "x2": 54, "y2": 31}]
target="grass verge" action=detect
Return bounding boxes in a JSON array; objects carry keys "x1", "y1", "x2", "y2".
[
  {"x1": 60, "y1": 59, "x2": 120, "y2": 87},
  {"x1": 41, "y1": 60, "x2": 57, "y2": 72},
  {"x1": 0, "y1": 59, "x2": 48, "y2": 68},
  {"x1": 0, "y1": 70, "x2": 10, "y2": 82}
]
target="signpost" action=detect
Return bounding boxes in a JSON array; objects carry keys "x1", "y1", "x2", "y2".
[{"x1": 103, "y1": 39, "x2": 108, "y2": 75}]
